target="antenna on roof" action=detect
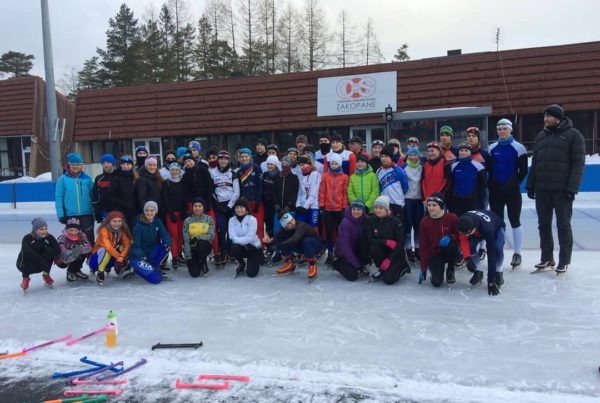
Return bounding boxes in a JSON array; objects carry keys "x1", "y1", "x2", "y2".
[{"x1": 495, "y1": 28, "x2": 500, "y2": 52}]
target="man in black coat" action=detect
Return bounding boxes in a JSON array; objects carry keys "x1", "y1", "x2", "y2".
[{"x1": 526, "y1": 104, "x2": 586, "y2": 273}]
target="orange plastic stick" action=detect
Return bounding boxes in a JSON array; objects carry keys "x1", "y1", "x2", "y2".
[{"x1": 0, "y1": 351, "x2": 27, "y2": 360}]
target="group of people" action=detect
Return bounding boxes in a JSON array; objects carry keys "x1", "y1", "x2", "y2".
[{"x1": 17, "y1": 104, "x2": 586, "y2": 296}]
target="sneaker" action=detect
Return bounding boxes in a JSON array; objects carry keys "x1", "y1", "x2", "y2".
[
  {"x1": 535, "y1": 260, "x2": 555, "y2": 269},
  {"x1": 469, "y1": 270, "x2": 484, "y2": 285},
  {"x1": 510, "y1": 253, "x2": 522, "y2": 267},
  {"x1": 308, "y1": 263, "x2": 318, "y2": 279},
  {"x1": 66, "y1": 272, "x2": 78, "y2": 282},
  {"x1": 405, "y1": 249, "x2": 416, "y2": 263},
  {"x1": 20, "y1": 277, "x2": 30, "y2": 290},
  {"x1": 42, "y1": 273, "x2": 54, "y2": 287},
  {"x1": 96, "y1": 271, "x2": 105, "y2": 284},
  {"x1": 276, "y1": 260, "x2": 296, "y2": 274},
  {"x1": 477, "y1": 249, "x2": 487, "y2": 261},
  {"x1": 495, "y1": 272, "x2": 504, "y2": 287},
  {"x1": 73, "y1": 270, "x2": 89, "y2": 280},
  {"x1": 446, "y1": 270, "x2": 456, "y2": 284},
  {"x1": 555, "y1": 265, "x2": 568, "y2": 273}
]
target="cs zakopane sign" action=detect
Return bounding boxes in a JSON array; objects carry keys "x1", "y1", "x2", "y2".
[{"x1": 317, "y1": 71, "x2": 396, "y2": 117}]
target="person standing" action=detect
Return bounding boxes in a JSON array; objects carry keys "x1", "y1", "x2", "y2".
[
  {"x1": 348, "y1": 153, "x2": 380, "y2": 214},
  {"x1": 488, "y1": 118, "x2": 528, "y2": 268},
  {"x1": 526, "y1": 104, "x2": 586, "y2": 273},
  {"x1": 438, "y1": 126, "x2": 458, "y2": 163},
  {"x1": 376, "y1": 145, "x2": 408, "y2": 221},
  {"x1": 255, "y1": 138, "x2": 269, "y2": 166},
  {"x1": 92, "y1": 154, "x2": 117, "y2": 224},
  {"x1": 369, "y1": 140, "x2": 384, "y2": 172},
  {"x1": 401, "y1": 147, "x2": 424, "y2": 263}
]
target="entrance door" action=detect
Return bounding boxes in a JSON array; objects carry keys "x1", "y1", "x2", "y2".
[
  {"x1": 350, "y1": 126, "x2": 386, "y2": 152},
  {"x1": 132, "y1": 138, "x2": 163, "y2": 161}
]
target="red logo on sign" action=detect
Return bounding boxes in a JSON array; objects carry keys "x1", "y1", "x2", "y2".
[{"x1": 336, "y1": 77, "x2": 376, "y2": 100}]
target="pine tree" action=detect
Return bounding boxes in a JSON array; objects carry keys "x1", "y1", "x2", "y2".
[
  {"x1": 158, "y1": 4, "x2": 177, "y2": 82},
  {"x1": 140, "y1": 16, "x2": 163, "y2": 84},
  {"x1": 77, "y1": 56, "x2": 106, "y2": 89},
  {"x1": 0, "y1": 51, "x2": 35, "y2": 78},
  {"x1": 193, "y1": 15, "x2": 213, "y2": 80},
  {"x1": 393, "y1": 43, "x2": 410, "y2": 61}
]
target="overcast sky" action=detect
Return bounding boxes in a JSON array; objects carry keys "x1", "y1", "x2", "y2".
[{"x1": 1, "y1": 0, "x2": 599, "y2": 82}]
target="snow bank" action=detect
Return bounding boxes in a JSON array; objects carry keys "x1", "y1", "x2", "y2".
[{"x1": 0, "y1": 172, "x2": 52, "y2": 184}]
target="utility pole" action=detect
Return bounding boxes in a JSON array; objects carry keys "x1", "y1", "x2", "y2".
[{"x1": 40, "y1": 0, "x2": 62, "y2": 181}]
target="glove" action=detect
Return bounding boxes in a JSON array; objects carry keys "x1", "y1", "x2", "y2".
[
  {"x1": 439, "y1": 235, "x2": 451, "y2": 248},
  {"x1": 418, "y1": 270, "x2": 427, "y2": 285},
  {"x1": 59, "y1": 216, "x2": 67, "y2": 225},
  {"x1": 380, "y1": 258, "x2": 391, "y2": 271},
  {"x1": 466, "y1": 255, "x2": 477, "y2": 272},
  {"x1": 169, "y1": 213, "x2": 177, "y2": 223},
  {"x1": 94, "y1": 213, "x2": 103, "y2": 224},
  {"x1": 527, "y1": 190, "x2": 535, "y2": 200},
  {"x1": 566, "y1": 192, "x2": 575, "y2": 201},
  {"x1": 385, "y1": 240, "x2": 397, "y2": 250},
  {"x1": 253, "y1": 203, "x2": 260, "y2": 214},
  {"x1": 488, "y1": 283, "x2": 500, "y2": 296}
]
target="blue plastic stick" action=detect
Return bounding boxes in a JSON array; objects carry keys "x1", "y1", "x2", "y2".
[{"x1": 79, "y1": 356, "x2": 123, "y2": 372}]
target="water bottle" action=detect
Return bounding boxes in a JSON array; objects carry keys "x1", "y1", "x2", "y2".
[
  {"x1": 107, "y1": 310, "x2": 118, "y2": 335},
  {"x1": 106, "y1": 325, "x2": 117, "y2": 348}
]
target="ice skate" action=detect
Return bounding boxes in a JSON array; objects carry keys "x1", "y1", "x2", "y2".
[
  {"x1": 510, "y1": 253, "x2": 522, "y2": 269},
  {"x1": 477, "y1": 248, "x2": 486, "y2": 261},
  {"x1": 275, "y1": 259, "x2": 296, "y2": 275},
  {"x1": 555, "y1": 265, "x2": 568, "y2": 275},
  {"x1": 307, "y1": 262, "x2": 318, "y2": 282},
  {"x1": 20, "y1": 277, "x2": 30, "y2": 293},
  {"x1": 42, "y1": 273, "x2": 54, "y2": 289},
  {"x1": 531, "y1": 260, "x2": 555, "y2": 274}
]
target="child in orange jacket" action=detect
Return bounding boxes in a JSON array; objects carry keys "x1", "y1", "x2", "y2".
[
  {"x1": 319, "y1": 152, "x2": 348, "y2": 265},
  {"x1": 89, "y1": 211, "x2": 132, "y2": 284}
]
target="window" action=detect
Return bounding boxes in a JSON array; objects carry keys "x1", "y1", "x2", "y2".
[
  {"x1": 275, "y1": 131, "x2": 295, "y2": 152},
  {"x1": 0, "y1": 137, "x2": 25, "y2": 179},
  {"x1": 391, "y1": 120, "x2": 435, "y2": 146}
]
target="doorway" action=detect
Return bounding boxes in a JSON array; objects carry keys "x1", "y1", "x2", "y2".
[{"x1": 350, "y1": 126, "x2": 385, "y2": 152}]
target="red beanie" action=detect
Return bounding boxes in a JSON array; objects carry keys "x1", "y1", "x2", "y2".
[{"x1": 106, "y1": 211, "x2": 125, "y2": 223}]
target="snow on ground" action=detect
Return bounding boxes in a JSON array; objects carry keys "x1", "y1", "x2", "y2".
[{"x1": 1, "y1": 208, "x2": 600, "y2": 402}]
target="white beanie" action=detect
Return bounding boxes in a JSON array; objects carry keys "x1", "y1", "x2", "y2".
[
  {"x1": 373, "y1": 195, "x2": 390, "y2": 211},
  {"x1": 279, "y1": 212, "x2": 294, "y2": 228},
  {"x1": 144, "y1": 200, "x2": 158, "y2": 212},
  {"x1": 496, "y1": 118, "x2": 513, "y2": 130},
  {"x1": 265, "y1": 155, "x2": 281, "y2": 171},
  {"x1": 327, "y1": 152, "x2": 342, "y2": 167}
]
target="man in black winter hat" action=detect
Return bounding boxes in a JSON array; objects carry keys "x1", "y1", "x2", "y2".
[{"x1": 526, "y1": 104, "x2": 585, "y2": 274}]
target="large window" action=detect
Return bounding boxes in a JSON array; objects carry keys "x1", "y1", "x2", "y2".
[
  {"x1": 0, "y1": 137, "x2": 26, "y2": 179},
  {"x1": 88, "y1": 140, "x2": 132, "y2": 162},
  {"x1": 392, "y1": 120, "x2": 435, "y2": 146}
]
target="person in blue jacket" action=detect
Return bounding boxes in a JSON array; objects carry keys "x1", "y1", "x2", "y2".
[
  {"x1": 55, "y1": 153, "x2": 95, "y2": 244},
  {"x1": 449, "y1": 143, "x2": 487, "y2": 217},
  {"x1": 129, "y1": 201, "x2": 172, "y2": 284},
  {"x1": 456, "y1": 209, "x2": 505, "y2": 296}
]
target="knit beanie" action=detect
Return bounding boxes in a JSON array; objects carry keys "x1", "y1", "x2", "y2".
[
  {"x1": 281, "y1": 156, "x2": 293, "y2": 166},
  {"x1": 176, "y1": 147, "x2": 188, "y2": 158},
  {"x1": 327, "y1": 152, "x2": 342, "y2": 167},
  {"x1": 67, "y1": 153, "x2": 83, "y2": 164},
  {"x1": 427, "y1": 192, "x2": 445, "y2": 210},
  {"x1": 407, "y1": 147, "x2": 420, "y2": 155},
  {"x1": 426, "y1": 141, "x2": 443, "y2": 155},
  {"x1": 457, "y1": 215, "x2": 477, "y2": 234},
  {"x1": 279, "y1": 212, "x2": 294, "y2": 228},
  {"x1": 350, "y1": 200, "x2": 366, "y2": 213},
  {"x1": 257, "y1": 138, "x2": 268, "y2": 146},
  {"x1": 544, "y1": 104, "x2": 564, "y2": 120},
  {"x1": 106, "y1": 211, "x2": 125, "y2": 223},
  {"x1": 135, "y1": 145, "x2": 148, "y2": 155},
  {"x1": 100, "y1": 154, "x2": 116, "y2": 166},
  {"x1": 191, "y1": 197, "x2": 205, "y2": 208},
  {"x1": 189, "y1": 141, "x2": 202, "y2": 153},
  {"x1": 239, "y1": 147, "x2": 253, "y2": 159},
  {"x1": 66, "y1": 217, "x2": 81, "y2": 230},
  {"x1": 182, "y1": 152, "x2": 195, "y2": 163},
  {"x1": 120, "y1": 155, "x2": 134, "y2": 164},
  {"x1": 373, "y1": 195, "x2": 390, "y2": 211},
  {"x1": 496, "y1": 118, "x2": 513, "y2": 130},
  {"x1": 168, "y1": 162, "x2": 182, "y2": 171},
  {"x1": 31, "y1": 217, "x2": 47, "y2": 232},
  {"x1": 466, "y1": 127, "x2": 481, "y2": 140},
  {"x1": 295, "y1": 135, "x2": 308, "y2": 144},
  {"x1": 143, "y1": 201, "x2": 158, "y2": 212},
  {"x1": 267, "y1": 144, "x2": 279, "y2": 152},
  {"x1": 380, "y1": 145, "x2": 396, "y2": 159},
  {"x1": 458, "y1": 142, "x2": 473, "y2": 151},
  {"x1": 439, "y1": 126, "x2": 454, "y2": 137},
  {"x1": 266, "y1": 155, "x2": 281, "y2": 170},
  {"x1": 356, "y1": 153, "x2": 370, "y2": 163},
  {"x1": 331, "y1": 134, "x2": 343, "y2": 143},
  {"x1": 234, "y1": 198, "x2": 249, "y2": 211},
  {"x1": 144, "y1": 156, "x2": 158, "y2": 167}
]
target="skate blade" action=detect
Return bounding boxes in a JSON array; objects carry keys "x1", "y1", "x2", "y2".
[
  {"x1": 272, "y1": 271, "x2": 296, "y2": 277},
  {"x1": 44, "y1": 283, "x2": 55, "y2": 289},
  {"x1": 530, "y1": 268, "x2": 555, "y2": 274}
]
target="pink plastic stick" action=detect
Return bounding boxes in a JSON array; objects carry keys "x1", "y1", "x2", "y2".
[
  {"x1": 23, "y1": 334, "x2": 72, "y2": 353},
  {"x1": 67, "y1": 326, "x2": 110, "y2": 346},
  {"x1": 72, "y1": 378, "x2": 128, "y2": 385},
  {"x1": 64, "y1": 389, "x2": 121, "y2": 396},
  {"x1": 198, "y1": 375, "x2": 250, "y2": 382},
  {"x1": 176, "y1": 378, "x2": 229, "y2": 389}
]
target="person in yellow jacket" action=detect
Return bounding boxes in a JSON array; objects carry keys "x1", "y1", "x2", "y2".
[
  {"x1": 89, "y1": 211, "x2": 132, "y2": 284},
  {"x1": 183, "y1": 197, "x2": 216, "y2": 277},
  {"x1": 348, "y1": 153, "x2": 380, "y2": 213}
]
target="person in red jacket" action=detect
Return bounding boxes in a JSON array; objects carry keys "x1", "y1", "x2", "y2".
[
  {"x1": 421, "y1": 141, "x2": 452, "y2": 205},
  {"x1": 319, "y1": 152, "x2": 349, "y2": 265},
  {"x1": 418, "y1": 193, "x2": 461, "y2": 287}
]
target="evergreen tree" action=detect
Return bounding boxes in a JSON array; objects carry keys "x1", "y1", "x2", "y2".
[
  {"x1": 393, "y1": 43, "x2": 410, "y2": 61},
  {"x1": 96, "y1": 4, "x2": 143, "y2": 87},
  {"x1": 140, "y1": 17, "x2": 163, "y2": 84},
  {"x1": 0, "y1": 51, "x2": 34, "y2": 78},
  {"x1": 78, "y1": 56, "x2": 106, "y2": 89},
  {"x1": 193, "y1": 15, "x2": 213, "y2": 80},
  {"x1": 158, "y1": 4, "x2": 177, "y2": 82}
]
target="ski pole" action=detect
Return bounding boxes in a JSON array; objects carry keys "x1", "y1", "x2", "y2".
[
  {"x1": 23, "y1": 334, "x2": 72, "y2": 353},
  {"x1": 67, "y1": 326, "x2": 110, "y2": 346},
  {"x1": 151, "y1": 342, "x2": 203, "y2": 350},
  {"x1": 0, "y1": 351, "x2": 27, "y2": 360},
  {"x1": 175, "y1": 378, "x2": 229, "y2": 390}
]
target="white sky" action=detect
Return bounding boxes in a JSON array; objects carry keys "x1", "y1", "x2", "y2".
[{"x1": 1, "y1": 0, "x2": 599, "y2": 81}]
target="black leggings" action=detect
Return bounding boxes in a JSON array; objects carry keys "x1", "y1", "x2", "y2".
[
  {"x1": 187, "y1": 240, "x2": 212, "y2": 277},
  {"x1": 369, "y1": 243, "x2": 408, "y2": 285},
  {"x1": 216, "y1": 203, "x2": 234, "y2": 256},
  {"x1": 333, "y1": 241, "x2": 371, "y2": 281},
  {"x1": 489, "y1": 187, "x2": 522, "y2": 228},
  {"x1": 264, "y1": 203, "x2": 275, "y2": 238},
  {"x1": 449, "y1": 196, "x2": 479, "y2": 217},
  {"x1": 230, "y1": 244, "x2": 262, "y2": 278},
  {"x1": 428, "y1": 242, "x2": 460, "y2": 287}
]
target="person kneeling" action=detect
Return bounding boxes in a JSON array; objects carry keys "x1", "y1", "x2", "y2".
[
  {"x1": 263, "y1": 213, "x2": 321, "y2": 280},
  {"x1": 365, "y1": 196, "x2": 409, "y2": 285},
  {"x1": 129, "y1": 201, "x2": 171, "y2": 284},
  {"x1": 332, "y1": 200, "x2": 371, "y2": 281},
  {"x1": 89, "y1": 211, "x2": 132, "y2": 284},
  {"x1": 229, "y1": 198, "x2": 262, "y2": 278},
  {"x1": 418, "y1": 193, "x2": 460, "y2": 287},
  {"x1": 17, "y1": 217, "x2": 59, "y2": 291},
  {"x1": 56, "y1": 218, "x2": 92, "y2": 282},
  {"x1": 183, "y1": 197, "x2": 215, "y2": 277}
]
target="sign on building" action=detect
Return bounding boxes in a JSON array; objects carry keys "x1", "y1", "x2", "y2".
[{"x1": 317, "y1": 71, "x2": 397, "y2": 117}]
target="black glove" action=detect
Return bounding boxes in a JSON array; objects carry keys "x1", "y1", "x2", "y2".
[
  {"x1": 169, "y1": 212, "x2": 177, "y2": 223},
  {"x1": 566, "y1": 192, "x2": 575, "y2": 201},
  {"x1": 527, "y1": 190, "x2": 535, "y2": 200},
  {"x1": 488, "y1": 283, "x2": 500, "y2": 296},
  {"x1": 94, "y1": 213, "x2": 103, "y2": 223},
  {"x1": 59, "y1": 216, "x2": 67, "y2": 225},
  {"x1": 466, "y1": 256, "x2": 477, "y2": 272}
]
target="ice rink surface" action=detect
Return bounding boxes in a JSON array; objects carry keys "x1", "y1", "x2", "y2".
[{"x1": 1, "y1": 204, "x2": 599, "y2": 402}]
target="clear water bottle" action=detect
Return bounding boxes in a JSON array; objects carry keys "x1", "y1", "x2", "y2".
[{"x1": 107, "y1": 310, "x2": 118, "y2": 335}]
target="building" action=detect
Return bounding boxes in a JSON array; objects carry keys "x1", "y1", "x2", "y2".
[
  {"x1": 0, "y1": 76, "x2": 75, "y2": 179},
  {"x1": 72, "y1": 41, "x2": 600, "y2": 162}
]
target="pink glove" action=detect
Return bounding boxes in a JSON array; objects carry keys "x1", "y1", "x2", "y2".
[
  {"x1": 380, "y1": 258, "x2": 391, "y2": 271},
  {"x1": 385, "y1": 240, "x2": 397, "y2": 250}
]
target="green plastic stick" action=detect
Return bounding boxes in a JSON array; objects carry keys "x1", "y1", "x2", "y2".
[{"x1": 80, "y1": 395, "x2": 107, "y2": 403}]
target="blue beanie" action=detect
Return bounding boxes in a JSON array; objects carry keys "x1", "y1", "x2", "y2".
[
  {"x1": 100, "y1": 154, "x2": 116, "y2": 166},
  {"x1": 176, "y1": 147, "x2": 188, "y2": 158},
  {"x1": 407, "y1": 147, "x2": 420, "y2": 155},
  {"x1": 67, "y1": 153, "x2": 83, "y2": 164},
  {"x1": 135, "y1": 145, "x2": 147, "y2": 154},
  {"x1": 350, "y1": 200, "x2": 366, "y2": 212},
  {"x1": 189, "y1": 141, "x2": 202, "y2": 153},
  {"x1": 239, "y1": 148, "x2": 253, "y2": 159}
]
